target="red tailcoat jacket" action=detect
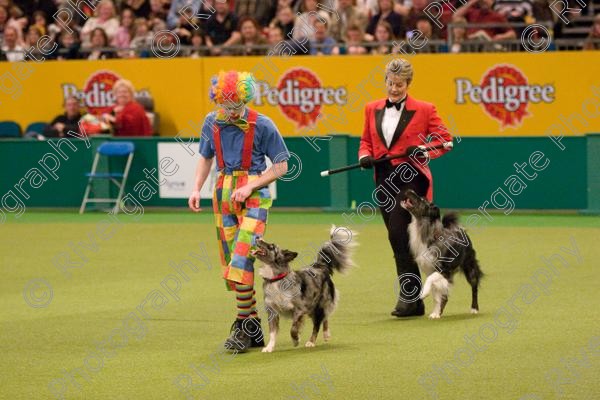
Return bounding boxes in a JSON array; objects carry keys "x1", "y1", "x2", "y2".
[{"x1": 358, "y1": 96, "x2": 453, "y2": 201}]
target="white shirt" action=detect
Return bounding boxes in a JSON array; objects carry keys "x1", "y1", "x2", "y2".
[
  {"x1": 382, "y1": 99, "x2": 405, "y2": 147},
  {"x1": 1, "y1": 45, "x2": 25, "y2": 62}
]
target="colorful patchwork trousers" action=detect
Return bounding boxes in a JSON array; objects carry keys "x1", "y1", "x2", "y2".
[{"x1": 213, "y1": 171, "x2": 272, "y2": 291}]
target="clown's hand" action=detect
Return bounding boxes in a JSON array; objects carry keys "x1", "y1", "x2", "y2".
[{"x1": 231, "y1": 185, "x2": 253, "y2": 203}]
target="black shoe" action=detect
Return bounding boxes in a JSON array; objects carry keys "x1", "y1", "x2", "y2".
[
  {"x1": 224, "y1": 319, "x2": 251, "y2": 352},
  {"x1": 391, "y1": 299, "x2": 425, "y2": 317},
  {"x1": 247, "y1": 317, "x2": 265, "y2": 348}
]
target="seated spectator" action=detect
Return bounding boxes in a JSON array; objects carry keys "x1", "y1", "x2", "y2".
[
  {"x1": 236, "y1": 0, "x2": 277, "y2": 27},
  {"x1": 415, "y1": 15, "x2": 438, "y2": 40},
  {"x1": 292, "y1": 0, "x2": 331, "y2": 41},
  {"x1": 150, "y1": 29, "x2": 180, "y2": 57},
  {"x1": 365, "y1": 0, "x2": 404, "y2": 40},
  {"x1": 43, "y1": 96, "x2": 83, "y2": 138},
  {"x1": 356, "y1": 0, "x2": 379, "y2": 18},
  {"x1": 412, "y1": 15, "x2": 441, "y2": 52},
  {"x1": 173, "y1": 7, "x2": 199, "y2": 46},
  {"x1": 584, "y1": 14, "x2": 600, "y2": 50},
  {"x1": 167, "y1": 0, "x2": 200, "y2": 29},
  {"x1": 24, "y1": 25, "x2": 47, "y2": 60},
  {"x1": 370, "y1": 20, "x2": 396, "y2": 54},
  {"x1": 124, "y1": 0, "x2": 151, "y2": 18},
  {"x1": 148, "y1": 0, "x2": 167, "y2": 32},
  {"x1": 48, "y1": 7, "x2": 81, "y2": 41},
  {"x1": 342, "y1": 23, "x2": 367, "y2": 54},
  {"x1": 130, "y1": 18, "x2": 153, "y2": 56},
  {"x1": 330, "y1": 0, "x2": 368, "y2": 41},
  {"x1": 267, "y1": 25, "x2": 285, "y2": 51},
  {"x1": 5, "y1": 0, "x2": 26, "y2": 42},
  {"x1": 449, "y1": 16, "x2": 467, "y2": 53},
  {"x1": 31, "y1": 10, "x2": 48, "y2": 36},
  {"x1": 113, "y1": 8, "x2": 135, "y2": 51},
  {"x1": 404, "y1": 0, "x2": 452, "y2": 38},
  {"x1": 84, "y1": 27, "x2": 115, "y2": 60},
  {"x1": 532, "y1": 0, "x2": 556, "y2": 24},
  {"x1": 81, "y1": 0, "x2": 119, "y2": 47},
  {"x1": 269, "y1": 6, "x2": 295, "y2": 38},
  {"x1": 1, "y1": 26, "x2": 24, "y2": 61},
  {"x1": 454, "y1": 0, "x2": 516, "y2": 42},
  {"x1": 230, "y1": 17, "x2": 268, "y2": 56},
  {"x1": 102, "y1": 79, "x2": 152, "y2": 136},
  {"x1": 309, "y1": 20, "x2": 339, "y2": 55},
  {"x1": 494, "y1": 0, "x2": 533, "y2": 24},
  {"x1": 188, "y1": 30, "x2": 207, "y2": 58},
  {"x1": 205, "y1": 0, "x2": 240, "y2": 55},
  {"x1": 56, "y1": 30, "x2": 81, "y2": 60},
  {"x1": 0, "y1": 6, "x2": 8, "y2": 41}
]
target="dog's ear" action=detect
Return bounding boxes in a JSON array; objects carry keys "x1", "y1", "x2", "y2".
[
  {"x1": 429, "y1": 205, "x2": 440, "y2": 220},
  {"x1": 282, "y1": 250, "x2": 298, "y2": 262}
]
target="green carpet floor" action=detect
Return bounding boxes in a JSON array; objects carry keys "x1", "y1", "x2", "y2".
[{"x1": 1, "y1": 211, "x2": 599, "y2": 399}]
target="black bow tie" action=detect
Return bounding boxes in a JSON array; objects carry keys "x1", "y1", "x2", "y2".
[{"x1": 386, "y1": 98, "x2": 405, "y2": 110}]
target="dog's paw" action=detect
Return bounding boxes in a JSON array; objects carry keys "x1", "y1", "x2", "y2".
[
  {"x1": 323, "y1": 331, "x2": 331, "y2": 342},
  {"x1": 428, "y1": 312, "x2": 441, "y2": 319},
  {"x1": 305, "y1": 341, "x2": 315, "y2": 348},
  {"x1": 262, "y1": 346, "x2": 274, "y2": 353},
  {"x1": 292, "y1": 338, "x2": 299, "y2": 347},
  {"x1": 470, "y1": 308, "x2": 479, "y2": 314}
]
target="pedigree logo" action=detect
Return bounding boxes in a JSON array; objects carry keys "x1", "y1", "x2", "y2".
[
  {"x1": 455, "y1": 65, "x2": 555, "y2": 129},
  {"x1": 254, "y1": 68, "x2": 347, "y2": 128},
  {"x1": 62, "y1": 70, "x2": 152, "y2": 115}
]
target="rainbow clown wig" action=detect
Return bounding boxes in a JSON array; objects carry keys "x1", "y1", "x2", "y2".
[{"x1": 209, "y1": 70, "x2": 256, "y2": 108}]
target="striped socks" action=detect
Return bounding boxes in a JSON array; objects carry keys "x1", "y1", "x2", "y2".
[{"x1": 235, "y1": 283, "x2": 257, "y2": 319}]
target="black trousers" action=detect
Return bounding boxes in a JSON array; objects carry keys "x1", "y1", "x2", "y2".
[{"x1": 375, "y1": 161, "x2": 429, "y2": 305}]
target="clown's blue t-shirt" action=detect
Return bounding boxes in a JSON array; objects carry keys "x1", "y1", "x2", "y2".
[{"x1": 199, "y1": 109, "x2": 290, "y2": 174}]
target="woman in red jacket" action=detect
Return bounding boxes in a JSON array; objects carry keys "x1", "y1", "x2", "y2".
[
  {"x1": 104, "y1": 79, "x2": 152, "y2": 136},
  {"x1": 359, "y1": 58, "x2": 453, "y2": 318}
]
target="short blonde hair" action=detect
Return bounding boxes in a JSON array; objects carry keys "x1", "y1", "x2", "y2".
[
  {"x1": 113, "y1": 79, "x2": 135, "y2": 96},
  {"x1": 95, "y1": 0, "x2": 116, "y2": 18},
  {"x1": 385, "y1": 58, "x2": 413, "y2": 85}
]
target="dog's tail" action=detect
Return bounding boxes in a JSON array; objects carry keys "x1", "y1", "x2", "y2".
[
  {"x1": 314, "y1": 225, "x2": 357, "y2": 275},
  {"x1": 442, "y1": 213, "x2": 460, "y2": 229}
]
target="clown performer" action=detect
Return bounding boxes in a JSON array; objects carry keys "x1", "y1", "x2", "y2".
[{"x1": 188, "y1": 71, "x2": 290, "y2": 352}]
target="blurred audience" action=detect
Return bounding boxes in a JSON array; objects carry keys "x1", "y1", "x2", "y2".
[{"x1": 0, "y1": 0, "x2": 595, "y2": 63}]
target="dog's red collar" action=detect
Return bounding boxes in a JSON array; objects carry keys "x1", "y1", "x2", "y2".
[{"x1": 264, "y1": 272, "x2": 288, "y2": 282}]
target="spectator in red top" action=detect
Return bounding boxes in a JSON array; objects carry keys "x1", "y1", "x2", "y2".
[
  {"x1": 103, "y1": 79, "x2": 152, "y2": 136},
  {"x1": 454, "y1": 0, "x2": 516, "y2": 42}
]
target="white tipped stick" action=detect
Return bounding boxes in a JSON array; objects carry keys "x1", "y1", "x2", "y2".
[{"x1": 320, "y1": 171, "x2": 330, "y2": 177}]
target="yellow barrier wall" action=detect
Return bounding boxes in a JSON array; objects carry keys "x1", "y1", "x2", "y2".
[{"x1": 1, "y1": 52, "x2": 599, "y2": 137}]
